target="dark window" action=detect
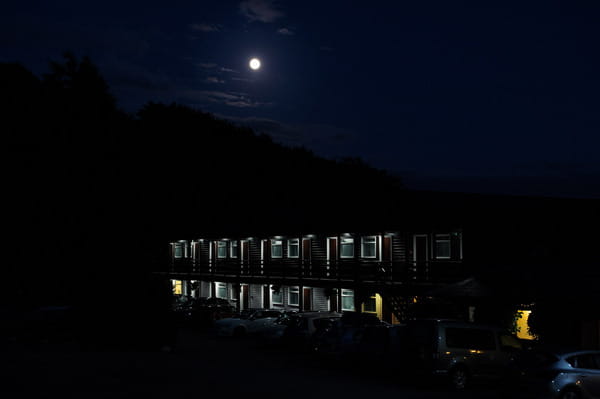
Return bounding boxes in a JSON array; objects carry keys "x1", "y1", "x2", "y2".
[
  {"x1": 230, "y1": 241, "x2": 238, "y2": 258},
  {"x1": 271, "y1": 239, "x2": 283, "y2": 258},
  {"x1": 174, "y1": 244, "x2": 184, "y2": 258},
  {"x1": 288, "y1": 239, "x2": 300, "y2": 258},
  {"x1": 363, "y1": 296, "x2": 377, "y2": 313},
  {"x1": 361, "y1": 236, "x2": 377, "y2": 258},
  {"x1": 435, "y1": 234, "x2": 451, "y2": 259},
  {"x1": 340, "y1": 238, "x2": 355, "y2": 258},
  {"x1": 217, "y1": 241, "x2": 227, "y2": 258}
]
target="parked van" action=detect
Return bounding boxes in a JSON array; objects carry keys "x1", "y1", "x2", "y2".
[{"x1": 405, "y1": 319, "x2": 523, "y2": 389}]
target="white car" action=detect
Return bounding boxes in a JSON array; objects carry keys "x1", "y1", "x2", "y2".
[{"x1": 213, "y1": 309, "x2": 284, "y2": 337}]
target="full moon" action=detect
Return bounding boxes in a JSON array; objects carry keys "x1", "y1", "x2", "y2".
[{"x1": 249, "y1": 58, "x2": 261, "y2": 70}]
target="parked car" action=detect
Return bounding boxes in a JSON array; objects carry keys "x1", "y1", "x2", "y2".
[
  {"x1": 312, "y1": 312, "x2": 390, "y2": 357},
  {"x1": 280, "y1": 311, "x2": 342, "y2": 351},
  {"x1": 213, "y1": 309, "x2": 285, "y2": 337},
  {"x1": 256, "y1": 311, "x2": 300, "y2": 343},
  {"x1": 505, "y1": 348, "x2": 600, "y2": 399},
  {"x1": 173, "y1": 296, "x2": 237, "y2": 326},
  {"x1": 403, "y1": 319, "x2": 523, "y2": 389}
]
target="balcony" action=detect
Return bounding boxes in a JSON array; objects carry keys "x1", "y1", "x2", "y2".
[{"x1": 163, "y1": 257, "x2": 466, "y2": 285}]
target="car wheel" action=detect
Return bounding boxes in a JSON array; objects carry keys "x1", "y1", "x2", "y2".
[
  {"x1": 233, "y1": 326, "x2": 246, "y2": 337},
  {"x1": 449, "y1": 366, "x2": 469, "y2": 390},
  {"x1": 560, "y1": 389, "x2": 581, "y2": 399}
]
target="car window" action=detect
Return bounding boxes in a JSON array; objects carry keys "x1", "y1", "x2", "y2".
[
  {"x1": 516, "y1": 351, "x2": 559, "y2": 368},
  {"x1": 446, "y1": 328, "x2": 496, "y2": 350},
  {"x1": 500, "y1": 334, "x2": 522, "y2": 350},
  {"x1": 568, "y1": 354, "x2": 600, "y2": 370}
]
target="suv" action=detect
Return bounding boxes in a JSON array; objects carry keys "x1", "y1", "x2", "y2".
[{"x1": 405, "y1": 319, "x2": 523, "y2": 389}]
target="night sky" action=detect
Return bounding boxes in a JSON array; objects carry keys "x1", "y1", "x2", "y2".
[{"x1": 3, "y1": 0, "x2": 600, "y2": 198}]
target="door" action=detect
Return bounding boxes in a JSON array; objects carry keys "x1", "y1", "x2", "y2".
[
  {"x1": 263, "y1": 285, "x2": 270, "y2": 309},
  {"x1": 241, "y1": 240, "x2": 249, "y2": 274},
  {"x1": 327, "y1": 237, "x2": 337, "y2": 277},
  {"x1": 303, "y1": 288, "x2": 312, "y2": 311},
  {"x1": 241, "y1": 285, "x2": 249, "y2": 310},
  {"x1": 302, "y1": 238, "x2": 311, "y2": 276},
  {"x1": 330, "y1": 288, "x2": 339, "y2": 312}
]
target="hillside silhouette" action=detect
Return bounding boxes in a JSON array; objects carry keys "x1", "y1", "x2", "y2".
[{"x1": 3, "y1": 54, "x2": 404, "y2": 308}]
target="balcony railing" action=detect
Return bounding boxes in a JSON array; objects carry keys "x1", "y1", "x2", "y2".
[{"x1": 165, "y1": 258, "x2": 466, "y2": 284}]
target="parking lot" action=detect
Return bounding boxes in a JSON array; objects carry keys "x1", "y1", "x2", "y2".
[{"x1": 2, "y1": 327, "x2": 502, "y2": 399}]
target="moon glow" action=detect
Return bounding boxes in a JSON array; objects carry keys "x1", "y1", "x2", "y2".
[{"x1": 249, "y1": 58, "x2": 261, "y2": 70}]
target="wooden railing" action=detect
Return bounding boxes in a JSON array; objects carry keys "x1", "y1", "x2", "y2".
[{"x1": 166, "y1": 258, "x2": 466, "y2": 284}]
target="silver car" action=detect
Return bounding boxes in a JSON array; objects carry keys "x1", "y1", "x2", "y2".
[{"x1": 509, "y1": 349, "x2": 600, "y2": 399}]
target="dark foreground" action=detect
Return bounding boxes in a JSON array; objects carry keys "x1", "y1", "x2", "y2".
[{"x1": 1, "y1": 328, "x2": 502, "y2": 399}]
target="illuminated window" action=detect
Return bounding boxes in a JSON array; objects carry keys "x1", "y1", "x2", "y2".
[
  {"x1": 217, "y1": 241, "x2": 228, "y2": 258},
  {"x1": 230, "y1": 241, "x2": 238, "y2": 258},
  {"x1": 340, "y1": 238, "x2": 355, "y2": 258},
  {"x1": 341, "y1": 289, "x2": 355, "y2": 311},
  {"x1": 271, "y1": 285, "x2": 283, "y2": 305},
  {"x1": 361, "y1": 236, "x2": 377, "y2": 258},
  {"x1": 289, "y1": 286, "x2": 300, "y2": 306},
  {"x1": 434, "y1": 234, "x2": 451, "y2": 259},
  {"x1": 172, "y1": 280, "x2": 183, "y2": 295},
  {"x1": 216, "y1": 282, "x2": 227, "y2": 299},
  {"x1": 271, "y1": 239, "x2": 283, "y2": 258},
  {"x1": 288, "y1": 238, "x2": 300, "y2": 258}
]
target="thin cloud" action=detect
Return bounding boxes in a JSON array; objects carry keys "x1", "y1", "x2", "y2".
[
  {"x1": 197, "y1": 62, "x2": 217, "y2": 69},
  {"x1": 277, "y1": 27, "x2": 294, "y2": 35},
  {"x1": 220, "y1": 66, "x2": 239, "y2": 74},
  {"x1": 189, "y1": 23, "x2": 221, "y2": 32},
  {"x1": 240, "y1": 0, "x2": 284, "y2": 23},
  {"x1": 206, "y1": 76, "x2": 225, "y2": 84},
  {"x1": 181, "y1": 90, "x2": 270, "y2": 108}
]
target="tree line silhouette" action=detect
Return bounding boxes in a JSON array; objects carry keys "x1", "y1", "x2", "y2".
[{"x1": 3, "y1": 53, "x2": 404, "y2": 309}]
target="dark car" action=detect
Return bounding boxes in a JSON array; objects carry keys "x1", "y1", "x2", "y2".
[
  {"x1": 403, "y1": 319, "x2": 523, "y2": 389},
  {"x1": 505, "y1": 348, "x2": 600, "y2": 399},
  {"x1": 173, "y1": 296, "x2": 237, "y2": 327},
  {"x1": 312, "y1": 312, "x2": 390, "y2": 357},
  {"x1": 280, "y1": 311, "x2": 341, "y2": 351}
]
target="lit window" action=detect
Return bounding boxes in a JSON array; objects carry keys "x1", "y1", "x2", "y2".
[
  {"x1": 271, "y1": 239, "x2": 283, "y2": 258},
  {"x1": 341, "y1": 289, "x2": 355, "y2": 311},
  {"x1": 217, "y1": 241, "x2": 228, "y2": 258},
  {"x1": 288, "y1": 238, "x2": 300, "y2": 258},
  {"x1": 216, "y1": 282, "x2": 227, "y2": 299},
  {"x1": 230, "y1": 241, "x2": 238, "y2": 258},
  {"x1": 361, "y1": 236, "x2": 377, "y2": 258},
  {"x1": 289, "y1": 286, "x2": 300, "y2": 306},
  {"x1": 172, "y1": 280, "x2": 183, "y2": 295},
  {"x1": 271, "y1": 285, "x2": 283, "y2": 305},
  {"x1": 434, "y1": 234, "x2": 451, "y2": 259},
  {"x1": 340, "y1": 238, "x2": 355, "y2": 258}
]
